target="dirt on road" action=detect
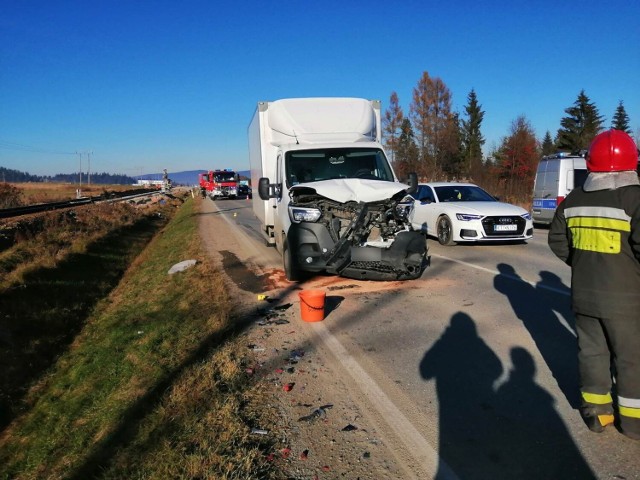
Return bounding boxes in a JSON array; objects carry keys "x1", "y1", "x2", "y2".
[{"x1": 198, "y1": 198, "x2": 429, "y2": 479}]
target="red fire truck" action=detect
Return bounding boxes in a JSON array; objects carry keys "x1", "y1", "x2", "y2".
[{"x1": 198, "y1": 169, "x2": 238, "y2": 200}]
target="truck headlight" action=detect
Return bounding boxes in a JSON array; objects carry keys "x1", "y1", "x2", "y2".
[
  {"x1": 456, "y1": 213, "x2": 483, "y2": 221},
  {"x1": 289, "y1": 206, "x2": 322, "y2": 223},
  {"x1": 395, "y1": 200, "x2": 414, "y2": 220}
]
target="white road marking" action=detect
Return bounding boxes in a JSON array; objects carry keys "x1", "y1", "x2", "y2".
[
  {"x1": 430, "y1": 253, "x2": 576, "y2": 337},
  {"x1": 311, "y1": 321, "x2": 460, "y2": 480}
]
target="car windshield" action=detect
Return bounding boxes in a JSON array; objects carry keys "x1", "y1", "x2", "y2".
[
  {"x1": 434, "y1": 185, "x2": 496, "y2": 202},
  {"x1": 285, "y1": 147, "x2": 394, "y2": 186}
]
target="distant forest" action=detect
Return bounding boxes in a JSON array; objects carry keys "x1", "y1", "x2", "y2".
[{"x1": 0, "y1": 166, "x2": 136, "y2": 185}]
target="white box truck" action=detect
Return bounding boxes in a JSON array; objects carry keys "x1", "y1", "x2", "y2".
[{"x1": 248, "y1": 97, "x2": 428, "y2": 281}]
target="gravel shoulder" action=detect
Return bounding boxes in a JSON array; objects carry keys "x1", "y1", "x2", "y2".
[{"x1": 198, "y1": 197, "x2": 418, "y2": 479}]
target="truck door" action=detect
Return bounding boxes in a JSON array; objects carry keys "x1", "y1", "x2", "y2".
[{"x1": 273, "y1": 153, "x2": 285, "y2": 251}]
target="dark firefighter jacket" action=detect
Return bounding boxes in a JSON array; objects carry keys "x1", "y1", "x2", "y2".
[{"x1": 548, "y1": 184, "x2": 640, "y2": 318}]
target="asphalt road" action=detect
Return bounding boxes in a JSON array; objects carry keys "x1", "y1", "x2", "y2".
[{"x1": 210, "y1": 196, "x2": 640, "y2": 479}]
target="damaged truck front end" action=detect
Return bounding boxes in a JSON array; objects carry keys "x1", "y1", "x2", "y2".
[{"x1": 285, "y1": 185, "x2": 428, "y2": 281}]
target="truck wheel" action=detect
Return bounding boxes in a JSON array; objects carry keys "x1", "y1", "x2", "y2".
[
  {"x1": 437, "y1": 215, "x2": 455, "y2": 246},
  {"x1": 283, "y1": 242, "x2": 302, "y2": 281}
]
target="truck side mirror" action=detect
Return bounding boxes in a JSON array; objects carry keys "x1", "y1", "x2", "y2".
[
  {"x1": 258, "y1": 177, "x2": 277, "y2": 200},
  {"x1": 406, "y1": 172, "x2": 418, "y2": 195}
]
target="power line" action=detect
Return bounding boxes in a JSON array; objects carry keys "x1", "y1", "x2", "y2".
[{"x1": 0, "y1": 140, "x2": 76, "y2": 155}]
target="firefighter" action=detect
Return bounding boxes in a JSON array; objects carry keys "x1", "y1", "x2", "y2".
[{"x1": 548, "y1": 129, "x2": 640, "y2": 440}]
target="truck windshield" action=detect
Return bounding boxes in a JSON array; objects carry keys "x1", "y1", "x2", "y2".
[
  {"x1": 285, "y1": 148, "x2": 394, "y2": 186},
  {"x1": 214, "y1": 173, "x2": 236, "y2": 182}
]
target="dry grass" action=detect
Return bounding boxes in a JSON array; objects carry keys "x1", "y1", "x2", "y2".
[
  {"x1": 0, "y1": 196, "x2": 282, "y2": 480},
  {"x1": 10, "y1": 182, "x2": 146, "y2": 204}
]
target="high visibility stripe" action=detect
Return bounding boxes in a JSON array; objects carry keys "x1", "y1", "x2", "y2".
[
  {"x1": 564, "y1": 206, "x2": 630, "y2": 254},
  {"x1": 619, "y1": 395, "x2": 640, "y2": 409},
  {"x1": 619, "y1": 406, "x2": 640, "y2": 419},
  {"x1": 570, "y1": 227, "x2": 621, "y2": 254},
  {"x1": 582, "y1": 391, "x2": 613, "y2": 404},
  {"x1": 567, "y1": 217, "x2": 631, "y2": 232},
  {"x1": 565, "y1": 206, "x2": 631, "y2": 222}
]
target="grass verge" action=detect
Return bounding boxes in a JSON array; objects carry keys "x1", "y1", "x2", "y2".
[{"x1": 0, "y1": 197, "x2": 280, "y2": 479}]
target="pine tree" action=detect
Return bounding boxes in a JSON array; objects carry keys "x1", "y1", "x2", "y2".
[
  {"x1": 394, "y1": 118, "x2": 420, "y2": 180},
  {"x1": 541, "y1": 131, "x2": 555, "y2": 156},
  {"x1": 382, "y1": 92, "x2": 404, "y2": 166},
  {"x1": 556, "y1": 90, "x2": 604, "y2": 152},
  {"x1": 611, "y1": 100, "x2": 631, "y2": 134},
  {"x1": 460, "y1": 89, "x2": 485, "y2": 180},
  {"x1": 441, "y1": 113, "x2": 464, "y2": 179}
]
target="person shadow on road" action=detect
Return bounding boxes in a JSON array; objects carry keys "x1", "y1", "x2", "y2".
[
  {"x1": 420, "y1": 312, "x2": 594, "y2": 479},
  {"x1": 493, "y1": 263, "x2": 580, "y2": 408}
]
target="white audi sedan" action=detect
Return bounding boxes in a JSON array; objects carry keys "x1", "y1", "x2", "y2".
[{"x1": 409, "y1": 182, "x2": 533, "y2": 246}]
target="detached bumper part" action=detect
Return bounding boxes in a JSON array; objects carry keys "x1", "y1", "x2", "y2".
[{"x1": 340, "y1": 231, "x2": 427, "y2": 280}]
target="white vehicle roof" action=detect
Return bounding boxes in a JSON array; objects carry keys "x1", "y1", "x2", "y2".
[{"x1": 420, "y1": 182, "x2": 479, "y2": 187}]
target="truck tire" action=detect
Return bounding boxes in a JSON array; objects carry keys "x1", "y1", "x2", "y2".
[
  {"x1": 437, "y1": 215, "x2": 455, "y2": 246},
  {"x1": 283, "y1": 242, "x2": 303, "y2": 282}
]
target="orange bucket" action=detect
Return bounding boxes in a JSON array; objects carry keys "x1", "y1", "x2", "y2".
[{"x1": 298, "y1": 290, "x2": 326, "y2": 322}]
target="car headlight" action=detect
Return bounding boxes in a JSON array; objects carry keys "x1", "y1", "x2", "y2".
[
  {"x1": 521, "y1": 212, "x2": 532, "y2": 221},
  {"x1": 456, "y1": 213, "x2": 483, "y2": 221},
  {"x1": 289, "y1": 206, "x2": 322, "y2": 223}
]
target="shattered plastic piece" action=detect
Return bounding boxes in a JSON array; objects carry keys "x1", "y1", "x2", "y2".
[
  {"x1": 283, "y1": 382, "x2": 295, "y2": 392},
  {"x1": 327, "y1": 284, "x2": 360, "y2": 291},
  {"x1": 322, "y1": 466, "x2": 331, "y2": 472},
  {"x1": 257, "y1": 294, "x2": 268, "y2": 301},
  {"x1": 298, "y1": 404, "x2": 333, "y2": 422},
  {"x1": 273, "y1": 319, "x2": 290, "y2": 325},
  {"x1": 167, "y1": 259, "x2": 197, "y2": 275},
  {"x1": 280, "y1": 447, "x2": 291, "y2": 458},
  {"x1": 273, "y1": 303, "x2": 293, "y2": 311},
  {"x1": 286, "y1": 367, "x2": 295, "y2": 374},
  {"x1": 251, "y1": 428, "x2": 268, "y2": 435},
  {"x1": 363, "y1": 451, "x2": 371, "y2": 459},
  {"x1": 300, "y1": 449, "x2": 309, "y2": 460},
  {"x1": 247, "y1": 344, "x2": 265, "y2": 352},
  {"x1": 341, "y1": 424, "x2": 358, "y2": 431},
  {"x1": 289, "y1": 350, "x2": 305, "y2": 362},
  {"x1": 275, "y1": 368, "x2": 284, "y2": 374},
  {"x1": 245, "y1": 367, "x2": 255, "y2": 375}
]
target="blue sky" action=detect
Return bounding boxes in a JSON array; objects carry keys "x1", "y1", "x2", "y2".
[{"x1": 1, "y1": 0, "x2": 639, "y2": 177}]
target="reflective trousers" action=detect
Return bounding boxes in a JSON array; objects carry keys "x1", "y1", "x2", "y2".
[{"x1": 576, "y1": 313, "x2": 640, "y2": 436}]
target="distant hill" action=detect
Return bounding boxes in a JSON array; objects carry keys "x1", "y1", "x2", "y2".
[{"x1": 139, "y1": 169, "x2": 250, "y2": 186}]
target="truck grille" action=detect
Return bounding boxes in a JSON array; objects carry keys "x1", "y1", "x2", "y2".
[{"x1": 481, "y1": 216, "x2": 525, "y2": 237}]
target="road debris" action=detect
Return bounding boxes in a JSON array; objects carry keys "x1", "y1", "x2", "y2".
[
  {"x1": 298, "y1": 404, "x2": 334, "y2": 422},
  {"x1": 167, "y1": 259, "x2": 197, "y2": 275}
]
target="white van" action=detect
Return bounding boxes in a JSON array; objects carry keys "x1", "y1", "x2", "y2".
[{"x1": 532, "y1": 152, "x2": 588, "y2": 225}]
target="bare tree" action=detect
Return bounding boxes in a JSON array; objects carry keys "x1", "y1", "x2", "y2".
[
  {"x1": 492, "y1": 116, "x2": 538, "y2": 201},
  {"x1": 382, "y1": 92, "x2": 404, "y2": 166},
  {"x1": 409, "y1": 71, "x2": 456, "y2": 178}
]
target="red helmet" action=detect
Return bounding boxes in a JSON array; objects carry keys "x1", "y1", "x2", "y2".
[{"x1": 586, "y1": 129, "x2": 638, "y2": 172}]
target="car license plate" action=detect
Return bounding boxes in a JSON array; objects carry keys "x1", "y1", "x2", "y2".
[{"x1": 494, "y1": 224, "x2": 517, "y2": 231}]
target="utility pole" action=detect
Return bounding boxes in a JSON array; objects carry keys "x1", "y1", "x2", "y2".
[
  {"x1": 76, "y1": 151, "x2": 82, "y2": 187},
  {"x1": 87, "y1": 151, "x2": 92, "y2": 185}
]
